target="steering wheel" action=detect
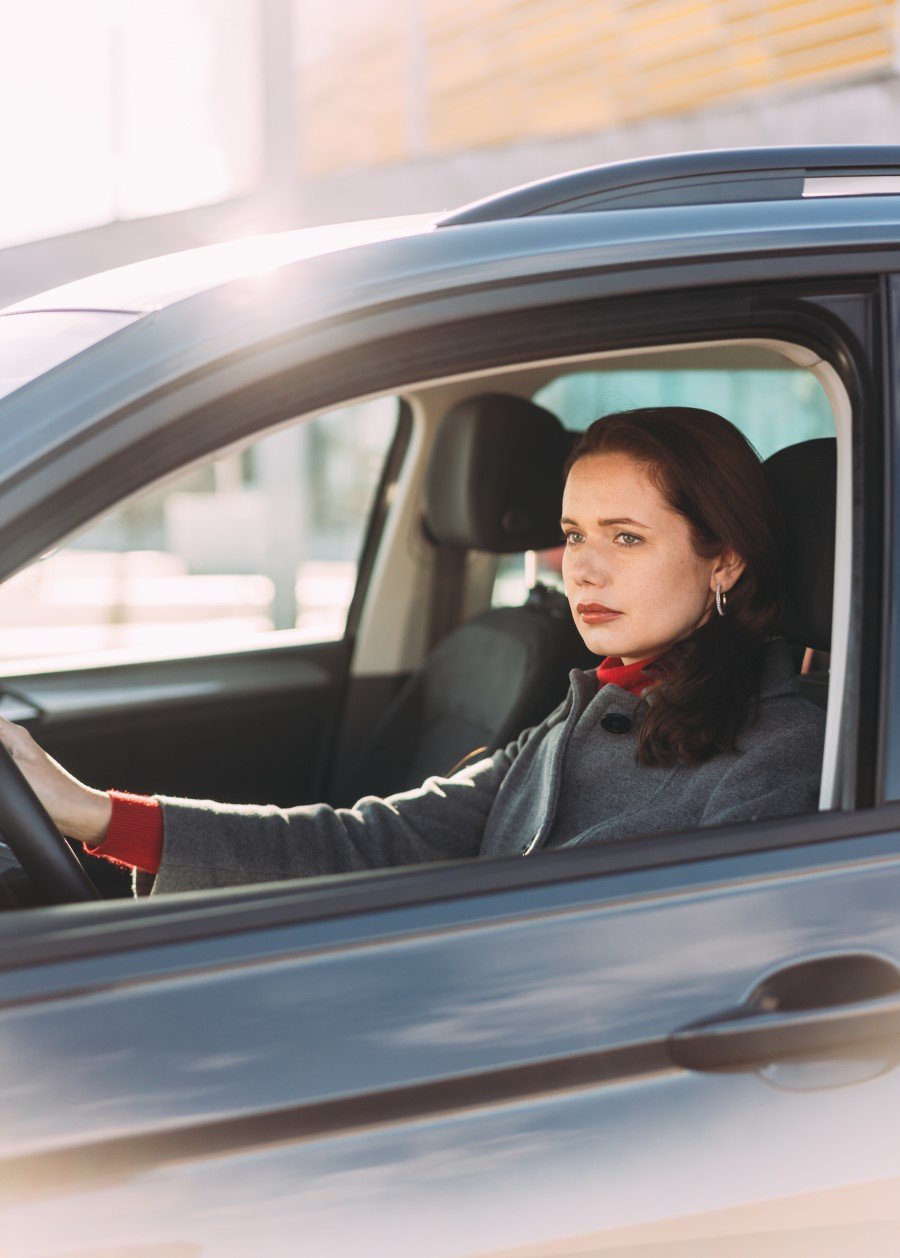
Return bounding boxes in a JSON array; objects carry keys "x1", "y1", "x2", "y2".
[{"x1": 0, "y1": 741, "x2": 99, "y2": 903}]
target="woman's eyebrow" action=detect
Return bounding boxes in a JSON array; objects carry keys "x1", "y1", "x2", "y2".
[{"x1": 560, "y1": 515, "x2": 651, "y2": 528}]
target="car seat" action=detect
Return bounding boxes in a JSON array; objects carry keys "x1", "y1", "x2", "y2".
[
  {"x1": 332, "y1": 393, "x2": 593, "y2": 804},
  {"x1": 764, "y1": 437, "x2": 835, "y2": 708}
]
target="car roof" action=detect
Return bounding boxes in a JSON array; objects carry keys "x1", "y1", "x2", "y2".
[
  {"x1": 438, "y1": 145, "x2": 900, "y2": 223},
  {"x1": 3, "y1": 214, "x2": 439, "y2": 316},
  {"x1": 7, "y1": 197, "x2": 900, "y2": 322},
  {"x1": 8, "y1": 146, "x2": 900, "y2": 320}
]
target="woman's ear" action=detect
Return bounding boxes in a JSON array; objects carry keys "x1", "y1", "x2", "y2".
[{"x1": 712, "y1": 549, "x2": 746, "y2": 593}]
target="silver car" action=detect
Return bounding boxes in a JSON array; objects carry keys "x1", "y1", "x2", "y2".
[{"x1": 0, "y1": 147, "x2": 898, "y2": 1256}]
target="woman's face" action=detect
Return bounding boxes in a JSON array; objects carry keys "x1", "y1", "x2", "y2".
[{"x1": 561, "y1": 452, "x2": 742, "y2": 663}]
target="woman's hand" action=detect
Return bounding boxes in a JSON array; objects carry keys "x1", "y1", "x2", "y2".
[{"x1": 0, "y1": 717, "x2": 111, "y2": 846}]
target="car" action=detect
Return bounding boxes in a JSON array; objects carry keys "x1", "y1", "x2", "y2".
[{"x1": 0, "y1": 145, "x2": 899, "y2": 1256}]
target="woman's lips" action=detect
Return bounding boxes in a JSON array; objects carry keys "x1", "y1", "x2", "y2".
[{"x1": 577, "y1": 602, "x2": 622, "y2": 623}]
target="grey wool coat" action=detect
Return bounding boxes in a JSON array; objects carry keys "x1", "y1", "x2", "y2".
[{"x1": 140, "y1": 638, "x2": 826, "y2": 896}]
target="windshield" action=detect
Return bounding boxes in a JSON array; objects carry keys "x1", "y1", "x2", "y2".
[{"x1": 0, "y1": 310, "x2": 141, "y2": 401}]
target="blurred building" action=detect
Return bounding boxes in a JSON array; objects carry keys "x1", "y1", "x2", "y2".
[
  {"x1": 0, "y1": 0, "x2": 291, "y2": 307},
  {"x1": 296, "y1": 0, "x2": 898, "y2": 220},
  {"x1": 1, "y1": 0, "x2": 896, "y2": 307}
]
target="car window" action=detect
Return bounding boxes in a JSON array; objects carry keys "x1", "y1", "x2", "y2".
[
  {"x1": 493, "y1": 361, "x2": 835, "y2": 606},
  {"x1": 0, "y1": 397, "x2": 399, "y2": 668},
  {"x1": 534, "y1": 362, "x2": 834, "y2": 456}
]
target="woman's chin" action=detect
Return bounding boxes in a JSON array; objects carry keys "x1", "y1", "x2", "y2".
[{"x1": 577, "y1": 623, "x2": 627, "y2": 657}]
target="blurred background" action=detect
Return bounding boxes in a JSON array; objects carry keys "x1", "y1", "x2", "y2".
[
  {"x1": 0, "y1": 0, "x2": 871, "y2": 664},
  {"x1": 1, "y1": 0, "x2": 895, "y2": 306}
]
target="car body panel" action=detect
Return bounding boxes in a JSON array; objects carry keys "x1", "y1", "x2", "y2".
[{"x1": 3, "y1": 828, "x2": 900, "y2": 1254}]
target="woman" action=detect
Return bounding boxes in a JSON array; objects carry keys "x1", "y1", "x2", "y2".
[{"x1": 0, "y1": 407, "x2": 826, "y2": 896}]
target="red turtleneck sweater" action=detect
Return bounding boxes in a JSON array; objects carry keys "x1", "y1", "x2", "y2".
[
  {"x1": 594, "y1": 654, "x2": 658, "y2": 696},
  {"x1": 91, "y1": 656, "x2": 659, "y2": 875}
]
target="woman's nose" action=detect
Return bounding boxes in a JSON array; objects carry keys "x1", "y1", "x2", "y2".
[{"x1": 566, "y1": 544, "x2": 606, "y2": 587}]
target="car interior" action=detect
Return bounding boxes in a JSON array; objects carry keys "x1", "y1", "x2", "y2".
[
  {"x1": 343, "y1": 337, "x2": 844, "y2": 800},
  {"x1": 0, "y1": 335, "x2": 846, "y2": 906}
]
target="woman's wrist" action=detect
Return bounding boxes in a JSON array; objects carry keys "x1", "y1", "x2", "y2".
[{"x1": 66, "y1": 788, "x2": 113, "y2": 847}]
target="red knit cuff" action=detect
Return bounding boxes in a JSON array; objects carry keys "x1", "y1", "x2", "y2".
[{"x1": 90, "y1": 791, "x2": 164, "y2": 875}]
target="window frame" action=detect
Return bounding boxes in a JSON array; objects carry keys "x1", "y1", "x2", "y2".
[
  {"x1": 0, "y1": 273, "x2": 884, "y2": 953},
  {"x1": 877, "y1": 273, "x2": 900, "y2": 802}
]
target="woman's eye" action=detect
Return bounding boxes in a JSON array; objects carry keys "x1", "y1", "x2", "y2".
[
  {"x1": 563, "y1": 531, "x2": 583, "y2": 546},
  {"x1": 614, "y1": 531, "x2": 642, "y2": 547}
]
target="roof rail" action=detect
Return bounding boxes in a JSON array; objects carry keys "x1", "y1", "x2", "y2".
[{"x1": 438, "y1": 146, "x2": 900, "y2": 227}]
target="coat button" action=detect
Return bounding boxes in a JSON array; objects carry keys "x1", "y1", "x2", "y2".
[{"x1": 601, "y1": 712, "x2": 632, "y2": 734}]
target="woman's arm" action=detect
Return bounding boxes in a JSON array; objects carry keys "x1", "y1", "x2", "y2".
[
  {"x1": 0, "y1": 712, "x2": 535, "y2": 894},
  {"x1": 147, "y1": 748, "x2": 516, "y2": 894},
  {"x1": 0, "y1": 716, "x2": 112, "y2": 844}
]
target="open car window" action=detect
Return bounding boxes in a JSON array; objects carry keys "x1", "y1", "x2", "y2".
[{"x1": 0, "y1": 327, "x2": 854, "y2": 914}]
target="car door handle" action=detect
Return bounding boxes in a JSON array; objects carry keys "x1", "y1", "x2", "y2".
[{"x1": 667, "y1": 952, "x2": 900, "y2": 1072}]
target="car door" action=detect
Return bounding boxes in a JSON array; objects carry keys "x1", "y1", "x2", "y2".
[{"x1": 3, "y1": 821, "x2": 900, "y2": 1256}]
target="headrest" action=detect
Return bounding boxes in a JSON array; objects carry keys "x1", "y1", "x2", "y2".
[
  {"x1": 424, "y1": 394, "x2": 570, "y2": 552},
  {"x1": 763, "y1": 438, "x2": 835, "y2": 651}
]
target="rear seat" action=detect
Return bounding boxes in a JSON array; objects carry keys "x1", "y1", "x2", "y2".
[{"x1": 764, "y1": 438, "x2": 835, "y2": 709}]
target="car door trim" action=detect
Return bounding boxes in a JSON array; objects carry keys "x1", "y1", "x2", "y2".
[{"x1": 3, "y1": 804, "x2": 900, "y2": 974}]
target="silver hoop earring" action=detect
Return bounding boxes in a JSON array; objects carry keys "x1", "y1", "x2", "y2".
[{"x1": 715, "y1": 582, "x2": 727, "y2": 617}]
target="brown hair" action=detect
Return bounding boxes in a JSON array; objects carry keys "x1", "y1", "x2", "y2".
[{"x1": 565, "y1": 407, "x2": 783, "y2": 767}]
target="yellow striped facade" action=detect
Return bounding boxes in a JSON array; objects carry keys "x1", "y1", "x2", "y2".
[{"x1": 296, "y1": 0, "x2": 895, "y2": 177}]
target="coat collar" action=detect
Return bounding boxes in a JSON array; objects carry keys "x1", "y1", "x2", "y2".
[
  {"x1": 757, "y1": 636, "x2": 802, "y2": 699},
  {"x1": 575, "y1": 636, "x2": 799, "y2": 709}
]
